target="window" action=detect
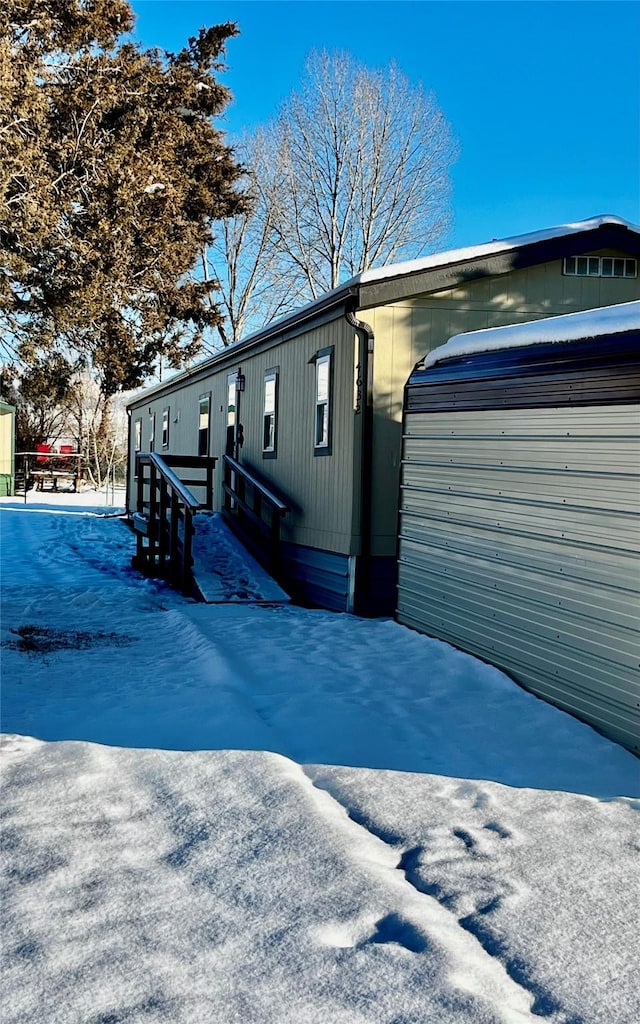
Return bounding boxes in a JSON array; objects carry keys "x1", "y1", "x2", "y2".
[
  {"x1": 161, "y1": 407, "x2": 170, "y2": 449},
  {"x1": 149, "y1": 413, "x2": 155, "y2": 452},
  {"x1": 198, "y1": 394, "x2": 210, "y2": 457},
  {"x1": 263, "y1": 368, "x2": 278, "y2": 458},
  {"x1": 134, "y1": 418, "x2": 142, "y2": 452},
  {"x1": 563, "y1": 255, "x2": 637, "y2": 278},
  {"x1": 314, "y1": 348, "x2": 333, "y2": 455},
  {"x1": 226, "y1": 374, "x2": 238, "y2": 457},
  {"x1": 227, "y1": 376, "x2": 236, "y2": 429}
]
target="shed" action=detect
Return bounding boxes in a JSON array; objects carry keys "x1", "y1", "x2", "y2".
[
  {"x1": 0, "y1": 401, "x2": 16, "y2": 496},
  {"x1": 398, "y1": 301, "x2": 640, "y2": 752},
  {"x1": 127, "y1": 215, "x2": 640, "y2": 617}
]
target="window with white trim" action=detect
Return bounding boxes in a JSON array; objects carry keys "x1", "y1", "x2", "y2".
[
  {"x1": 134, "y1": 418, "x2": 142, "y2": 452},
  {"x1": 161, "y1": 407, "x2": 170, "y2": 448},
  {"x1": 263, "y1": 368, "x2": 278, "y2": 458},
  {"x1": 563, "y1": 255, "x2": 637, "y2": 278},
  {"x1": 149, "y1": 413, "x2": 155, "y2": 452},
  {"x1": 314, "y1": 348, "x2": 333, "y2": 455},
  {"x1": 198, "y1": 394, "x2": 210, "y2": 457},
  {"x1": 227, "y1": 376, "x2": 236, "y2": 430}
]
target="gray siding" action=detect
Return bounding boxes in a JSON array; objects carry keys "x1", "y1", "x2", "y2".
[{"x1": 397, "y1": 405, "x2": 640, "y2": 753}]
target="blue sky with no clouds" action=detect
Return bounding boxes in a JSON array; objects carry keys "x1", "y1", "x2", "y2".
[{"x1": 128, "y1": 1, "x2": 639, "y2": 250}]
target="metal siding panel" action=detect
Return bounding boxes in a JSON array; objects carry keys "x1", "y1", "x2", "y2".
[
  {"x1": 397, "y1": 403, "x2": 640, "y2": 753},
  {"x1": 398, "y1": 600, "x2": 638, "y2": 751},
  {"x1": 405, "y1": 406, "x2": 640, "y2": 436},
  {"x1": 398, "y1": 558, "x2": 639, "y2": 672},
  {"x1": 399, "y1": 516, "x2": 639, "y2": 593},
  {"x1": 402, "y1": 464, "x2": 640, "y2": 512}
]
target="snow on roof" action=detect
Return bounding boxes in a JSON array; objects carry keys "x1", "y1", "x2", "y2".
[
  {"x1": 352, "y1": 214, "x2": 639, "y2": 288},
  {"x1": 240, "y1": 214, "x2": 639, "y2": 338},
  {"x1": 129, "y1": 214, "x2": 639, "y2": 406},
  {"x1": 423, "y1": 300, "x2": 640, "y2": 368}
]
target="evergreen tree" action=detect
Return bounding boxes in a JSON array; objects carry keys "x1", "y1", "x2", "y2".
[{"x1": 1, "y1": 0, "x2": 246, "y2": 400}]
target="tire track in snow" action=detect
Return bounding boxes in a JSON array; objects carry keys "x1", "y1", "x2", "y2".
[{"x1": 291, "y1": 762, "x2": 557, "y2": 1024}]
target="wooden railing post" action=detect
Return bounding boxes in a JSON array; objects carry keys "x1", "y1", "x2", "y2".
[
  {"x1": 270, "y1": 506, "x2": 280, "y2": 574},
  {"x1": 135, "y1": 455, "x2": 146, "y2": 568},
  {"x1": 206, "y1": 460, "x2": 213, "y2": 510},
  {"x1": 148, "y1": 461, "x2": 158, "y2": 570},
  {"x1": 169, "y1": 491, "x2": 179, "y2": 586},
  {"x1": 182, "y1": 510, "x2": 194, "y2": 592},
  {"x1": 158, "y1": 476, "x2": 168, "y2": 571}
]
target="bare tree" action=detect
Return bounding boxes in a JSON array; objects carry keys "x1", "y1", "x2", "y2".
[
  {"x1": 64, "y1": 376, "x2": 128, "y2": 489},
  {"x1": 207, "y1": 50, "x2": 458, "y2": 341},
  {"x1": 203, "y1": 130, "x2": 309, "y2": 346}
]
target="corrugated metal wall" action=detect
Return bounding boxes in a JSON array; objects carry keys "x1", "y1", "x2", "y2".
[{"x1": 398, "y1": 404, "x2": 640, "y2": 753}]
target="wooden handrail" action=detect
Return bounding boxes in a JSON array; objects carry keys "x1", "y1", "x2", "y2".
[
  {"x1": 223, "y1": 454, "x2": 289, "y2": 515},
  {"x1": 222, "y1": 455, "x2": 290, "y2": 576},
  {"x1": 133, "y1": 452, "x2": 216, "y2": 595},
  {"x1": 145, "y1": 453, "x2": 201, "y2": 511}
]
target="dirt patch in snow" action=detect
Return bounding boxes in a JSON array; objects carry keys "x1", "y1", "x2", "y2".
[{"x1": 5, "y1": 625, "x2": 134, "y2": 656}]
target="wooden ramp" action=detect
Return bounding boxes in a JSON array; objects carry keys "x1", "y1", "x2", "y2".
[{"x1": 191, "y1": 512, "x2": 290, "y2": 605}]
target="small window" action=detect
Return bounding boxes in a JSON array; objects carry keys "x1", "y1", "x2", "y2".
[
  {"x1": 134, "y1": 418, "x2": 142, "y2": 452},
  {"x1": 227, "y1": 376, "x2": 236, "y2": 430},
  {"x1": 601, "y1": 257, "x2": 613, "y2": 277},
  {"x1": 198, "y1": 394, "x2": 210, "y2": 457},
  {"x1": 161, "y1": 407, "x2": 170, "y2": 449},
  {"x1": 563, "y1": 255, "x2": 637, "y2": 278},
  {"x1": 225, "y1": 374, "x2": 237, "y2": 457},
  {"x1": 149, "y1": 413, "x2": 155, "y2": 453},
  {"x1": 314, "y1": 348, "x2": 333, "y2": 455},
  {"x1": 263, "y1": 369, "x2": 279, "y2": 458}
]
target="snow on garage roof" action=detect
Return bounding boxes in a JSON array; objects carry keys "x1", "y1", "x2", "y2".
[{"x1": 423, "y1": 300, "x2": 640, "y2": 368}]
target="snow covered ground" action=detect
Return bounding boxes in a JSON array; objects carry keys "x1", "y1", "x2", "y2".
[{"x1": 1, "y1": 490, "x2": 639, "y2": 1024}]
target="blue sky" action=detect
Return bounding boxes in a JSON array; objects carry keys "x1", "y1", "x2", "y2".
[{"x1": 129, "y1": 1, "x2": 639, "y2": 249}]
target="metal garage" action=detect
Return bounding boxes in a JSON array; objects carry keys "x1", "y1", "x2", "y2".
[{"x1": 398, "y1": 302, "x2": 640, "y2": 752}]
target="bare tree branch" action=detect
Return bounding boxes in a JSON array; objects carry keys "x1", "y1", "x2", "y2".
[{"x1": 206, "y1": 50, "x2": 458, "y2": 342}]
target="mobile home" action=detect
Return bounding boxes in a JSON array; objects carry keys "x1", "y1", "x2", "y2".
[
  {"x1": 127, "y1": 215, "x2": 640, "y2": 616},
  {"x1": 0, "y1": 400, "x2": 15, "y2": 496}
]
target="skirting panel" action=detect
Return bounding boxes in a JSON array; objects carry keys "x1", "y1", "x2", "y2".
[{"x1": 280, "y1": 542, "x2": 351, "y2": 612}]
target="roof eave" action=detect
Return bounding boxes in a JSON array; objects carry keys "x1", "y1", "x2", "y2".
[
  {"x1": 357, "y1": 222, "x2": 640, "y2": 310},
  {"x1": 127, "y1": 285, "x2": 359, "y2": 409}
]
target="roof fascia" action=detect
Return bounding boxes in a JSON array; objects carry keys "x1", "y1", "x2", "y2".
[
  {"x1": 357, "y1": 224, "x2": 640, "y2": 309},
  {"x1": 127, "y1": 292, "x2": 354, "y2": 410}
]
